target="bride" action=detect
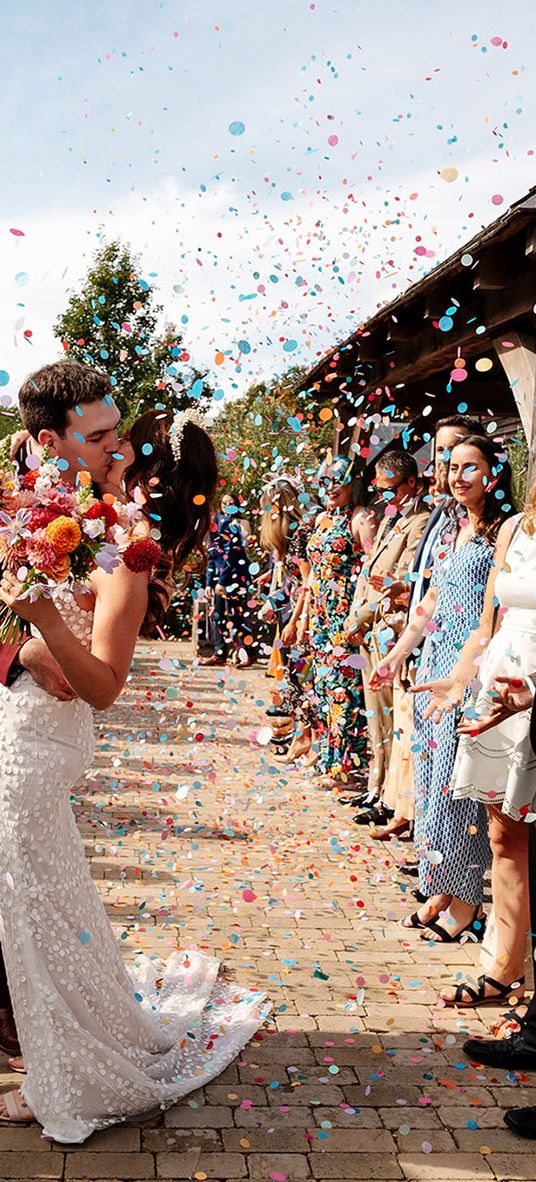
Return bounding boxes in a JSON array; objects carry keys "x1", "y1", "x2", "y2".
[{"x1": 0, "y1": 406, "x2": 268, "y2": 1142}]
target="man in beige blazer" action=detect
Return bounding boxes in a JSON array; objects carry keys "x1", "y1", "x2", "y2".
[{"x1": 345, "y1": 449, "x2": 429, "y2": 800}]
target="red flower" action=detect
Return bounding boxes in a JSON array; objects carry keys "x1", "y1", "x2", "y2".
[
  {"x1": 28, "y1": 507, "x2": 61, "y2": 530},
  {"x1": 85, "y1": 500, "x2": 119, "y2": 528},
  {"x1": 123, "y1": 538, "x2": 162, "y2": 572},
  {"x1": 23, "y1": 470, "x2": 39, "y2": 489}
]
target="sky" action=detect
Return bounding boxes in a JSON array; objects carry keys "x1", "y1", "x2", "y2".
[{"x1": 1, "y1": 0, "x2": 535, "y2": 410}]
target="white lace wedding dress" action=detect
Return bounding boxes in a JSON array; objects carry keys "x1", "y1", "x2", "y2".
[{"x1": 0, "y1": 592, "x2": 268, "y2": 1143}]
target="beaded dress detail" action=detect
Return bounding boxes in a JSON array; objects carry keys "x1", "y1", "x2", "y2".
[{"x1": 0, "y1": 591, "x2": 268, "y2": 1143}]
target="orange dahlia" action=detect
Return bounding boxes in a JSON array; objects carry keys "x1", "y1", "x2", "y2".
[
  {"x1": 42, "y1": 554, "x2": 71, "y2": 582},
  {"x1": 44, "y1": 515, "x2": 82, "y2": 554}
]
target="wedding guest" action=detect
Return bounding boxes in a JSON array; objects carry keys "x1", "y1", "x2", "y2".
[
  {"x1": 345, "y1": 449, "x2": 429, "y2": 815},
  {"x1": 201, "y1": 494, "x2": 253, "y2": 666},
  {"x1": 418, "y1": 473, "x2": 536, "y2": 1005},
  {"x1": 369, "y1": 436, "x2": 514, "y2": 943},
  {"x1": 304, "y1": 455, "x2": 377, "y2": 789},
  {"x1": 258, "y1": 477, "x2": 316, "y2": 760},
  {"x1": 374, "y1": 416, "x2": 485, "y2": 839}
]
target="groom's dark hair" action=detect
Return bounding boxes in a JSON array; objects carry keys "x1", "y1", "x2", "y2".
[{"x1": 19, "y1": 361, "x2": 113, "y2": 437}]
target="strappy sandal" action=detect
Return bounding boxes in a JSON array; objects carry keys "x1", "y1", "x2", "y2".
[
  {"x1": 402, "y1": 911, "x2": 429, "y2": 930},
  {"x1": 441, "y1": 973, "x2": 525, "y2": 1009},
  {"x1": 0, "y1": 1090, "x2": 35, "y2": 1125},
  {"x1": 421, "y1": 907, "x2": 486, "y2": 944}
]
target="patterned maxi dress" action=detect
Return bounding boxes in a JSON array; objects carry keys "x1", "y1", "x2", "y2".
[
  {"x1": 413, "y1": 529, "x2": 493, "y2": 904},
  {"x1": 307, "y1": 508, "x2": 366, "y2": 778}
]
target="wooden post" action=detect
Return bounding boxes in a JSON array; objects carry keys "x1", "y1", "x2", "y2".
[{"x1": 493, "y1": 331, "x2": 536, "y2": 484}]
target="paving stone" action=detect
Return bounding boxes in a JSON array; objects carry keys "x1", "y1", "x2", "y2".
[
  {"x1": 164, "y1": 1105, "x2": 233, "y2": 1129},
  {"x1": 488, "y1": 1155, "x2": 536, "y2": 1180},
  {"x1": 309, "y1": 1152, "x2": 403, "y2": 1178},
  {"x1": 64, "y1": 1153, "x2": 155, "y2": 1178},
  {"x1": 157, "y1": 1152, "x2": 245, "y2": 1178},
  {"x1": 247, "y1": 1153, "x2": 311, "y2": 1179},
  {"x1": 0, "y1": 1155, "x2": 62, "y2": 1180},
  {"x1": 398, "y1": 1152, "x2": 494, "y2": 1179}
]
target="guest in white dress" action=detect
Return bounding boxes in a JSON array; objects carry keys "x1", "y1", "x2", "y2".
[{"x1": 417, "y1": 501, "x2": 536, "y2": 1007}]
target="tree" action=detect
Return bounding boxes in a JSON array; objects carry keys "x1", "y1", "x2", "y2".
[
  {"x1": 212, "y1": 366, "x2": 333, "y2": 512},
  {"x1": 0, "y1": 409, "x2": 21, "y2": 443},
  {"x1": 53, "y1": 240, "x2": 211, "y2": 422}
]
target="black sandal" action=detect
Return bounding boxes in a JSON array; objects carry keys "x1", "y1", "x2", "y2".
[
  {"x1": 421, "y1": 907, "x2": 486, "y2": 944},
  {"x1": 442, "y1": 973, "x2": 525, "y2": 1009}
]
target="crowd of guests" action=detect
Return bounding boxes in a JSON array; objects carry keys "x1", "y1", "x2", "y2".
[{"x1": 203, "y1": 412, "x2": 536, "y2": 1018}]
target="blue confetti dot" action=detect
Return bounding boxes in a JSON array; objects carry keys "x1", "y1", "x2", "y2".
[
  {"x1": 281, "y1": 191, "x2": 293, "y2": 201},
  {"x1": 79, "y1": 931, "x2": 91, "y2": 944},
  {"x1": 141, "y1": 443, "x2": 153, "y2": 456},
  {"x1": 438, "y1": 315, "x2": 454, "y2": 332},
  {"x1": 15, "y1": 272, "x2": 29, "y2": 285},
  {"x1": 228, "y1": 120, "x2": 245, "y2": 136},
  {"x1": 283, "y1": 339, "x2": 298, "y2": 352},
  {"x1": 237, "y1": 339, "x2": 251, "y2": 354},
  {"x1": 0, "y1": 371, "x2": 10, "y2": 387}
]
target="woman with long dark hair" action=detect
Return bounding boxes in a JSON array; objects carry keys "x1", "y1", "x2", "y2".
[
  {"x1": 370, "y1": 436, "x2": 516, "y2": 948},
  {"x1": 0, "y1": 404, "x2": 268, "y2": 1140},
  {"x1": 414, "y1": 447, "x2": 536, "y2": 1007}
]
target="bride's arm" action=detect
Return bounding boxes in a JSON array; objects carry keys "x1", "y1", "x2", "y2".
[{"x1": 0, "y1": 565, "x2": 149, "y2": 711}]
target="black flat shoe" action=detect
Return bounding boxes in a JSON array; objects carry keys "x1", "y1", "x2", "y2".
[
  {"x1": 504, "y1": 1106, "x2": 536, "y2": 1137},
  {"x1": 353, "y1": 805, "x2": 392, "y2": 826},
  {"x1": 338, "y1": 794, "x2": 369, "y2": 808},
  {"x1": 400, "y1": 865, "x2": 419, "y2": 878},
  {"x1": 463, "y1": 1032, "x2": 536, "y2": 1070},
  {"x1": 411, "y1": 888, "x2": 427, "y2": 903}
]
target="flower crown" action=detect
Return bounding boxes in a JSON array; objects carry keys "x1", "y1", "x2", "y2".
[{"x1": 169, "y1": 408, "x2": 206, "y2": 462}]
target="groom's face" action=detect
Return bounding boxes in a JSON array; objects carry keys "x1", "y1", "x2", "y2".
[{"x1": 38, "y1": 397, "x2": 121, "y2": 485}]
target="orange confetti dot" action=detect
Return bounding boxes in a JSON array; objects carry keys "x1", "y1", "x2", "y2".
[
  {"x1": 215, "y1": 351, "x2": 225, "y2": 365},
  {"x1": 319, "y1": 407, "x2": 333, "y2": 422},
  {"x1": 78, "y1": 470, "x2": 92, "y2": 486},
  {"x1": 193, "y1": 494, "x2": 206, "y2": 505}
]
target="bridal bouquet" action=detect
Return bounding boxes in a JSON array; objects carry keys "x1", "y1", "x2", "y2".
[{"x1": 0, "y1": 458, "x2": 162, "y2": 642}]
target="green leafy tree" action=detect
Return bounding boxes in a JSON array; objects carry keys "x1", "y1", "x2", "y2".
[
  {"x1": 0, "y1": 409, "x2": 22, "y2": 443},
  {"x1": 212, "y1": 366, "x2": 333, "y2": 513},
  {"x1": 53, "y1": 240, "x2": 211, "y2": 422}
]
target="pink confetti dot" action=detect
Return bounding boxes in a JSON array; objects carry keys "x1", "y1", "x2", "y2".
[
  {"x1": 9, "y1": 227, "x2": 25, "y2": 236},
  {"x1": 491, "y1": 193, "x2": 504, "y2": 206},
  {"x1": 490, "y1": 35, "x2": 503, "y2": 46},
  {"x1": 242, "y1": 889, "x2": 257, "y2": 902},
  {"x1": 328, "y1": 134, "x2": 339, "y2": 147}
]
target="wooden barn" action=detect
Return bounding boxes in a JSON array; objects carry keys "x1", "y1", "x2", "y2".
[{"x1": 293, "y1": 186, "x2": 536, "y2": 487}]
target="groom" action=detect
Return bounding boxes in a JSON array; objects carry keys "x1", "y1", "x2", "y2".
[{"x1": 0, "y1": 359, "x2": 121, "y2": 1056}]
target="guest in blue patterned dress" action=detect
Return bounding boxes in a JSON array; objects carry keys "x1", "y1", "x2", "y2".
[{"x1": 368, "y1": 436, "x2": 515, "y2": 942}]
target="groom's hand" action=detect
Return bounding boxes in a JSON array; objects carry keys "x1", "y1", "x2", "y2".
[{"x1": 19, "y1": 637, "x2": 77, "y2": 701}]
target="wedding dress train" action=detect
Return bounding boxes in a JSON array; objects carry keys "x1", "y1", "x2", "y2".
[{"x1": 0, "y1": 593, "x2": 268, "y2": 1143}]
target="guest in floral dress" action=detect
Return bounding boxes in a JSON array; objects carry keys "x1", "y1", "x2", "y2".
[{"x1": 303, "y1": 456, "x2": 377, "y2": 788}]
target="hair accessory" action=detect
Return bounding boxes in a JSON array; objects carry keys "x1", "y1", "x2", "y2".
[{"x1": 169, "y1": 407, "x2": 206, "y2": 462}]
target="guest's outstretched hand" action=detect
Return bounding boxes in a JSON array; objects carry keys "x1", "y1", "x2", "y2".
[
  {"x1": 456, "y1": 677, "x2": 533, "y2": 736},
  {"x1": 411, "y1": 676, "x2": 464, "y2": 724}
]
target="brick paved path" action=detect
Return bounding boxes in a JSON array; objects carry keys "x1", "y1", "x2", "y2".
[{"x1": 2, "y1": 641, "x2": 536, "y2": 1180}]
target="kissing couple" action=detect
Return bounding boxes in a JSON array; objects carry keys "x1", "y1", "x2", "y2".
[{"x1": 0, "y1": 360, "x2": 268, "y2": 1143}]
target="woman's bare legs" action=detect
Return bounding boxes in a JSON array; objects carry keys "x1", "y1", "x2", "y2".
[
  {"x1": 440, "y1": 805, "x2": 528, "y2": 1003},
  {"x1": 486, "y1": 804, "x2": 529, "y2": 984}
]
